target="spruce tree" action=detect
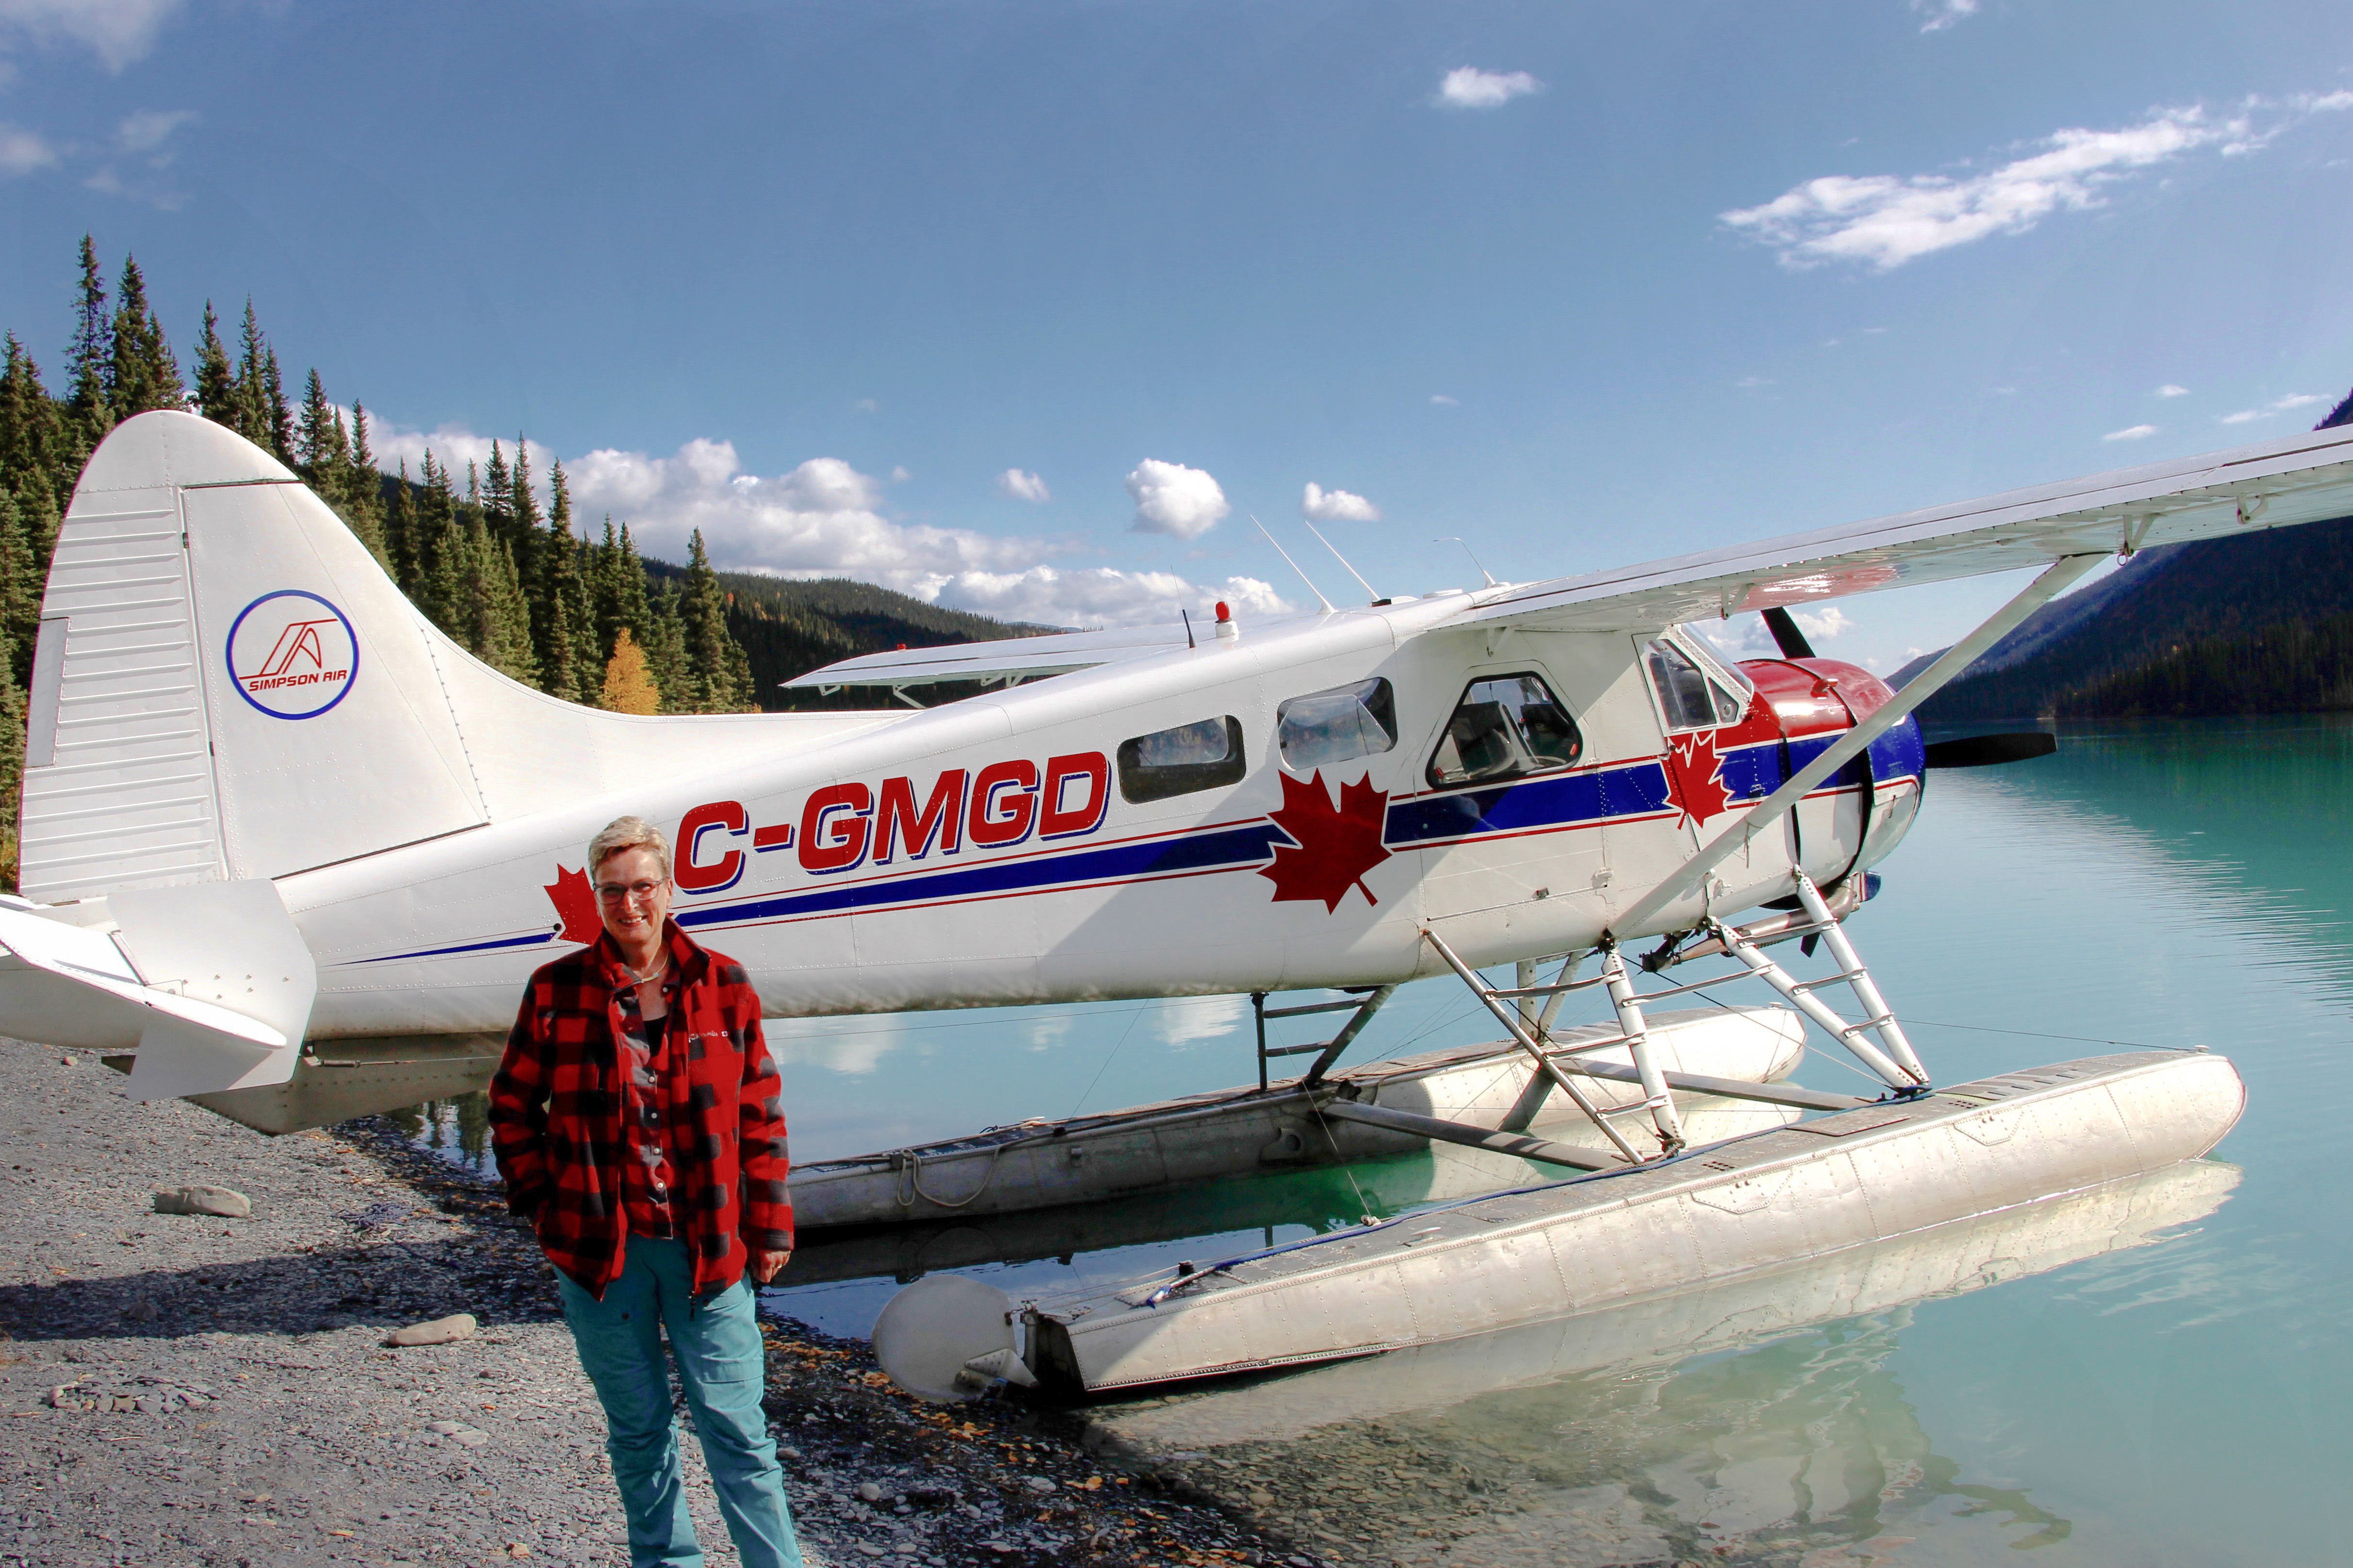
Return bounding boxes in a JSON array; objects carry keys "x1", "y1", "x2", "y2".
[
  {"x1": 296, "y1": 368, "x2": 345, "y2": 474},
  {"x1": 386, "y1": 460, "x2": 419, "y2": 592},
  {"x1": 534, "y1": 459, "x2": 598, "y2": 704},
  {"x1": 261, "y1": 348, "x2": 294, "y2": 463},
  {"x1": 193, "y1": 303, "x2": 237, "y2": 427},
  {"x1": 0, "y1": 489, "x2": 33, "y2": 685},
  {"x1": 0, "y1": 623, "x2": 22, "y2": 893},
  {"x1": 483, "y1": 442, "x2": 513, "y2": 551},
  {"x1": 12, "y1": 484, "x2": 58, "y2": 593},
  {"x1": 65, "y1": 236, "x2": 112, "y2": 454},
  {"x1": 234, "y1": 300, "x2": 272, "y2": 446},
  {"x1": 414, "y1": 453, "x2": 464, "y2": 630},
  {"x1": 592, "y1": 518, "x2": 654, "y2": 661},
  {"x1": 107, "y1": 255, "x2": 181, "y2": 417},
  {"x1": 679, "y1": 529, "x2": 747, "y2": 711},
  {"x1": 345, "y1": 404, "x2": 388, "y2": 569},
  {"x1": 459, "y1": 520, "x2": 539, "y2": 686},
  {"x1": 643, "y1": 584, "x2": 694, "y2": 714},
  {"x1": 0, "y1": 335, "x2": 65, "y2": 518},
  {"x1": 601, "y1": 626, "x2": 660, "y2": 714}
]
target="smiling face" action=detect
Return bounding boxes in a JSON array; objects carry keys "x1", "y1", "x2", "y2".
[{"x1": 593, "y1": 844, "x2": 675, "y2": 957}]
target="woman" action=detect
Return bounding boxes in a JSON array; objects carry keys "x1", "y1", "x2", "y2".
[{"x1": 488, "y1": 816, "x2": 802, "y2": 1568}]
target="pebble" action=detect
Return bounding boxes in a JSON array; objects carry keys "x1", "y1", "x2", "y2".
[
  {"x1": 152, "y1": 1181, "x2": 253, "y2": 1218},
  {"x1": 388, "y1": 1310, "x2": 479, "y2": 1346}
]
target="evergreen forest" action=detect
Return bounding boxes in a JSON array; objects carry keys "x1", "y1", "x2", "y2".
[{"x1": 0, "y1": 238, "x2": 1028, "y2": 888}]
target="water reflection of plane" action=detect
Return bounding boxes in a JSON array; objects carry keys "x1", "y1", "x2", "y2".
[
  {"x1": 778, "y1": 1104, "x2": 1777, "y2": 1290},
  {"x1": 1083, "y1": 1162, "x2": 2235, "y2": 1563}
]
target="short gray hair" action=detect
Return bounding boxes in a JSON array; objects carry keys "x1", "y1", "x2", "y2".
[{"x1": 587, "y1": 816, "x2": 673, "y2": 881}]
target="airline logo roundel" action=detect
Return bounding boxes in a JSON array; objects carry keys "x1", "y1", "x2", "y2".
[{"x1": 226, "y1": 590, "x2": 359, "y2": 719}]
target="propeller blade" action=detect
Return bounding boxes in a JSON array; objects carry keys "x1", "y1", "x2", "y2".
[
  {"x1": 1922, "y1": 731, "x2": 2057, "y2": 769},
  {"x1": 1761, "y1": 606, "x2": 1815, "y2": 660}
]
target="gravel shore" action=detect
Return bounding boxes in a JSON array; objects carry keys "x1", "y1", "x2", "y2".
[{"x1": 0, "y1": 1041, "x2": 1333, "y2": 1568}]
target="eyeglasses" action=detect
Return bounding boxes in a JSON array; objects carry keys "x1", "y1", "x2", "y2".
[{"x1": 594, "y1": 879, "x2": 669, "y2": 904}]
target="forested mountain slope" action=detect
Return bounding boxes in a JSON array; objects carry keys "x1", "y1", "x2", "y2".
[{"x1": 1917, "y1": 387, "x2": 2353, "y2": 722}]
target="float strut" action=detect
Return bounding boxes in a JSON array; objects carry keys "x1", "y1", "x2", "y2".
[
  {"x1": 1707, "y1": 916, "x2": 1923, "y2": 1090},
  {"x1": 1792, "y1": 871, "x2": 1927, "y2": 1082},
  {"x1": 1600, "y1": 941, "x2": 1684, "y2": 1153},
  {"x1": 1422, "y1": 930, "x2": 1647, "y2": 1163}
]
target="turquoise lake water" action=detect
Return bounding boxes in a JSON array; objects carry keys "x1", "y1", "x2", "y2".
[{"x1": 403, "y1": 716, "x2": 2353, "y2": 1565}]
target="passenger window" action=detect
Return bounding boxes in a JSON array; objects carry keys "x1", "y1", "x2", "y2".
[
  {"x1": 1117, "y1": 716, "x2": 1248, "y2": 803},
  {"x1": 1276, "y1": 678, "x2": 1397, "y2": 772},
  {"x1": 1426, "y1": 673, "x2": 1582, "y2": 789},
  {"x1": 1645, "y1": 639, "x2": 1744, "y2": 730}
]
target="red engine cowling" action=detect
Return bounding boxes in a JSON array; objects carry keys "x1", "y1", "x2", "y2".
[{"x1": 1740, "y1": 657, "x2": 1898, "y2": 736}]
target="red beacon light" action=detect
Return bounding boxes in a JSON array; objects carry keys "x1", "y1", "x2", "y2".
[{"x1": 1214, "y1": 601, "x2": 1238, "y2": 641}]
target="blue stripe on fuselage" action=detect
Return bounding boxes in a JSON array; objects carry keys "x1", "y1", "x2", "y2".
[{"x1": 672, "y1": 820, "x2": 1293, "y2": 932}]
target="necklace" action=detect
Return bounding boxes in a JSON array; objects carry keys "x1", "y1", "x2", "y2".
[{"x1": 623, "y1": 953, "x2": 669, "y2": 986}]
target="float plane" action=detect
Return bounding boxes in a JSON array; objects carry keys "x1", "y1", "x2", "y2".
[{"x1": 3, "y1": 411, "x2": 2347, "y2": 1391}]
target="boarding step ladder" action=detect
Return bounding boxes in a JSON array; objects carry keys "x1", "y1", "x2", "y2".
[{"x1": 1250, "y1": 985, "x2": 1397, "y2": 1091}]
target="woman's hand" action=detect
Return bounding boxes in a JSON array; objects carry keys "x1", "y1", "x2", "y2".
[{"x1": 750, "y1": 1249, "x2": 792, "y2": 1284}]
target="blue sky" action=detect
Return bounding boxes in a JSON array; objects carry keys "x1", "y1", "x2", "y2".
[{"x1": 2, "y1": 0, "x2": 2349, "y2": 669}]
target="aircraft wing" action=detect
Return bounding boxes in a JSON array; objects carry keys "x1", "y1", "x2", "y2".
[
  {"x1": 784, "y1": 622, "x2": 1192, "y2": 692},
  {"x1": 1448, "y1": 423, "x2": 2353, "y2": 635}
]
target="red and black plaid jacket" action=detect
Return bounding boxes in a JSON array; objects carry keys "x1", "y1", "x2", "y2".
[{"x1": 488, "y1": 921, "x2": 793, "y2": 1297}]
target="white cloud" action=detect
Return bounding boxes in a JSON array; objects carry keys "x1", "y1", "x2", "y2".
[
  {"x1": 116, "y1": 107, "x2": 193, "y2": 154},
  {"x1": 2156, "y1": 384, "x2": 2191, "y2": 397},
  {"x1": 1152, "y1": 995, "x2": 1250, "y2": 1051},
  {"x1": 1700, "y1": 607, "x2": 1856, "y2": 660},
  {"x1": 1301, "y1": 481, "x2": 1380, "y2": 523},
  {"x1": 1435, "y1": 66, "x2": 1543, "y2": 110},
  {"x1": 1911, "y1": 0, "x2": 1978, "y2": 32},
  {"x1": 369, "y1": 417, "x2": 1287, "y2": 631},
  {"x1": 1735, "y1": 375, "x2": 1774, "y2": 389},
  {"x1": 0, "y1": 0, "x2": 183, "y2": 70},
  {"x1": 1125, "y1": 458, "x2": 1229, "y2": 539},
  {"x1": 1429, "y1": 393, "x2": 1459, "y2": 406},
  {"x1": 996, "y1": 468, "x2": 1051, "y2": 504},
  {"x1": 1721, "y1": 96, "x2": 2353, "y2": 271},
  {"x1": 0, "y1": 121, "x2": 55, "y2": 176},
  {"x1": 2219, "y1": 393, "x2": 2323, "y2": 425},
  {"x1": 2104, "y1": 424, "x2": 2158, "y2": 441}
]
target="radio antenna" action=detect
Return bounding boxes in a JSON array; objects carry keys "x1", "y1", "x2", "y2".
[
  {"x1": 1433, "y1": 536, "x2": 1498, "y2": 588},
  {"x1": 1179, "y1": 605, "x2": 1197, "y2": 649},
  {"x1": 1251, "y1": 514, "x2": 1334, "y2": 612},
  {"x1": 1299, "y1": 516, "x2": 1382, "y2": 603}
]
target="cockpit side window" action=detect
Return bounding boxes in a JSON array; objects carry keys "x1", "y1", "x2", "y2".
[
  {"x1": 1426, "y1": 672, "x2": 1583, "y2": 790},
  {"x1": 1645, "y1": 638, "x2": 1745, "y2": 730},
  {"x1": 1117, "y1": 716, "x2": 1248, "y2": 803},
  {"x1": 1277, "y1": 678, "x2": 1397, "y2": 772}
]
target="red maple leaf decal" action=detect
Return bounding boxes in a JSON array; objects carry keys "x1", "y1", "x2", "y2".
[
  {"x1": 544, "y1": 865, "x2": 602, "y2": 943},
  {"x1": 1662, "y1": 730, "x2": 1734, "y2": 829},
  {"x1": 1258, "y1": 770, "x2": 1392, "y2": 912}
]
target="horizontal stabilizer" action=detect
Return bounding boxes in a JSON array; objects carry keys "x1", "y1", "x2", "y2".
[
  {"x1": 0, "y1": 880, "x2": 316, "y2": 1101},
  {"x1": 786, "y1": 623, "x2": 1190, "y2": 691}
]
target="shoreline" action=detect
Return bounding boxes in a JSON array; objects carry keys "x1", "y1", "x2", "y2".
[{"x1": 0, "y1": 1041, "x2": 1333, "y2": 1568}]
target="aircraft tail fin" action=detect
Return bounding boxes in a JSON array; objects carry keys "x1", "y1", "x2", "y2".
[{"x1": 17, "y1": 411, "x2": 858, "y2": 905}]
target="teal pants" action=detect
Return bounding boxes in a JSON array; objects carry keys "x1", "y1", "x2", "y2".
[{"x1": 555, "y1": 1236, "x2": 804, "y2": 1568}]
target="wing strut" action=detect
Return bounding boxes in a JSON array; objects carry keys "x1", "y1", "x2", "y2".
[{"x1": 1612, "y1": 552, "x2": 2105, "y2": 940}]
